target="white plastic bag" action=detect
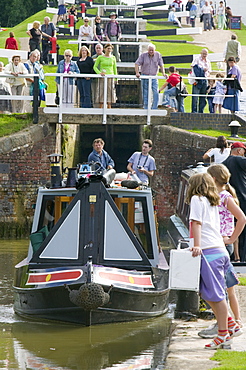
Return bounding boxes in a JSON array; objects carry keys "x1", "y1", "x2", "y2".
[
  {"x1": 169, "y1": 238, "x2": 201, "y2": 292},
  {"x1": 188, "y1": 69, "x2": 196, "y2": 85}
]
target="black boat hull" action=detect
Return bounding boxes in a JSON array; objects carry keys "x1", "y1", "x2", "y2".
[
  {"x1": 13, "y1": 284, "x2": 169, "y2": 325},
  {"x1": 14, "y1": 263, "x2": 169, "y2": 325}
]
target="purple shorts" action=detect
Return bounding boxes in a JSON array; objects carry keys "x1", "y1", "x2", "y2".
[{"x1": 200, "y1": 247, "x2": 230, "y2": 302}]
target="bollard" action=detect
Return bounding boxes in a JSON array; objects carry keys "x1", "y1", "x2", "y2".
[
  {"x1": 175, "y1": 290, "x2": 200, "y2": 319},
  {"x1": 81, "y1": 3, "x2": 86, "y2": 19},
  {"x1": 69, "y1": 14, "x2": 75, "y2": 36},
  {"x1": 49, "y1": 37, "x2": 58, "y2": 65}
]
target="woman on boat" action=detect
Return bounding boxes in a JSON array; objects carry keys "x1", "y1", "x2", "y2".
[
  {"x1": 203, "y1": 136, "x2": 230, "y2": 164},
  {"x1": 93, "y1": 43, "x2": 117, "y2": 108},
  {"x1": 55, "y1": 49, "x2": 80, "y2": 106},
  {"x1": 76, "y1": 46, "x2": 94, "y2": 108}
]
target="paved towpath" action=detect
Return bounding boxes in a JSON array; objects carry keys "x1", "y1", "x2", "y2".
[{"x1": 165, "y1": 283, "x2": 246, "y2": 369}]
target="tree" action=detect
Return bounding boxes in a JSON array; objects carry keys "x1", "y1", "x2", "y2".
[{"x1": 1, "y1": 0, "x2": 46, "y2": 27}]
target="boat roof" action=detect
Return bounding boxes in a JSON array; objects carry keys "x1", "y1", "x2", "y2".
[{"x1": 29, "y1": 182, "x2": 157, "y2": 269}]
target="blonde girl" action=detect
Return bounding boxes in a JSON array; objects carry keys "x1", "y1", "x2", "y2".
[
  {"x1": 207, "y1": 164, "x2": 246, "y2": 328},
  {"x1": 186, "y1": 172, "x2": 240, "y2": 349},
  {"x1": 213, "y1": 73, "x2": 227, "y2": 113}
]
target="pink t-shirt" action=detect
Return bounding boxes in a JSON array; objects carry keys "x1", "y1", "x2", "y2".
[{"x1": 219, "y1": 190, "x2": 234, "y2": 236}]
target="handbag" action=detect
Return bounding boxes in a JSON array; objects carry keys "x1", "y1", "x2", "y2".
[{"x1": 55, "y1": 89, "x2": 60, "y2": 105}]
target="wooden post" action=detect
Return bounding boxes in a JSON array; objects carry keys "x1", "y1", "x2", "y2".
[{"x1": 33, "y1": 76, "x2": 39, "y2": 124}]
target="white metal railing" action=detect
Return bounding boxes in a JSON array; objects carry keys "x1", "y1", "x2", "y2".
[
  {"x1": 0, "y1": 73, "x2": 37, "y2": 102},
  {"x1": 68, "y1": 40, "x2": 149, "y2": 59},
  {"x1": 44, "y1": 73, "x2": 168, "y2": 125},
  {"x1": 0, "y1": 72, "x2": 239, "y2": 124}
]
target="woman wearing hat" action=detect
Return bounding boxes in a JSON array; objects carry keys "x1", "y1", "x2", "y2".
[{"x1": 105, "y1": 12, "x2": 122, "y2": 62}]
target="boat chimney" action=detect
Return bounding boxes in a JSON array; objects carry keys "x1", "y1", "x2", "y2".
[{"x1": 47, "y1": 153, "x2": 63, "y2": 188}]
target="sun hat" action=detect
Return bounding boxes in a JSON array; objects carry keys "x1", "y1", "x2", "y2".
[{"x1": 109, "y1": 12, "x2": 117, "y2": 18}]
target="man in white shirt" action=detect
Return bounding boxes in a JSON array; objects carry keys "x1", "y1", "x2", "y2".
[
  {"x1": 191, "y1": 48, "x2": 211, "y2": 113},
  {"x1": 201, "y1": 0, "x2": 212, "y2": 31}
]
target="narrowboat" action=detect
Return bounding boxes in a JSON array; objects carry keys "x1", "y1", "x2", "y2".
[
  {"x1": 168, "y1": 164, "x2": 246, "y2": 273},
  {"x1": 13, "y1": 163, "x2": 169, "y2": 326}
]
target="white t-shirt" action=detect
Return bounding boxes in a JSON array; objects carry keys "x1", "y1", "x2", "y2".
[
  {"x1": 189, "y1": 195, "x2": 225, "y2": 249},
  {"x1": 207, "y1": 147, "x2": 230, "y2": 163}
]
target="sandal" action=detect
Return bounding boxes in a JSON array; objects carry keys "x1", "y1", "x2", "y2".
[
  {"x1": 235, "y1": 319, "x2": 243, "y2": 328},
  {"x1": 205, "y1": 334, "x2": 232, "y2": 350},
  {"x1": 234, "y1": 259, "x2": 241, "y2": 263},
  {"x1": 229, "y1": 324, "x2": 243, "y2": 338}
]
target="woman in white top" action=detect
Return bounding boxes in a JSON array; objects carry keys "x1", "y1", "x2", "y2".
[
  {"x1": 217, "y1": 1, "x2": 225, "y2": 30},
  {"x1": 78, "y1": 17, "x2": 93, "y2": 50},
  {"x1": 203, "y1": 136, "x2": 230, "y2": 163},
  {"x1": 5, "y1": 55, "x2": 28, "y2": 113}
]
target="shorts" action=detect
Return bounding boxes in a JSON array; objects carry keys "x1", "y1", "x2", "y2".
[
  {"x1": 200, "y1": 247, "x2": 230, "y2": 302},
  {"x1": 225, "y1": 263, "x2": 239, "y2": 288}
]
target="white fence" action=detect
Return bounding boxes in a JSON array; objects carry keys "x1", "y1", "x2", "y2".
[{"x1": 0, "y1": 72, "x2": 238, "y2": 125}]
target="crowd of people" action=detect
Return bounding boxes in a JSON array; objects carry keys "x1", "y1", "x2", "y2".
[
  {"x1": 179, "y1": 0, "x2": 234, "y2": 30},
  {"x1": 0, "y1": 2, "x2": 243, "y2": 114}
]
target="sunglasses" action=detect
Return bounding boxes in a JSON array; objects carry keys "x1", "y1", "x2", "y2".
[
  {"x1": 65, "y1": 55, "x2": 72, "y2": 57},
  {"x1": 84, "y1": 20, "x2": 89, "y2": 22}
]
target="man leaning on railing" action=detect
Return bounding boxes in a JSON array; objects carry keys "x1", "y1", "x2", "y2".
[{"x1": 135, "y1": 44, "x2": 166, "y2": 110}]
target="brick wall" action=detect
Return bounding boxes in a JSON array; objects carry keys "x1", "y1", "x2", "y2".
[
  {"x1": 0, "y1": 123, "x2": 56, "y2": 237},
  {"x1": 151, "y1": 125, "x2": 216, "y2": 226}
]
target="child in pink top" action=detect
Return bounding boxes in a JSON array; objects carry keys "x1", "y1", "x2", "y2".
[{"x1": 207, "y1": 164, "x2": 246, "y2": 329}]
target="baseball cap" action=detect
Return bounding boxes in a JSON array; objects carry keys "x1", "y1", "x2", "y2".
[
  {"x1": 231, "y1": 142, "x2": 246, "y2": 150},
  {"x1": 109, "y1": 12, "x2": 117, "y2": 17}
]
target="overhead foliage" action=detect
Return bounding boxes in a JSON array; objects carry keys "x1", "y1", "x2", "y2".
[{"x1": 1, "y1": 0, "x2": 47, "y2": 27}]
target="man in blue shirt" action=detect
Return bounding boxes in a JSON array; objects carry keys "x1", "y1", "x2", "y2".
[
  {"x1": 88, "y1": 138, "x2": 115, "y2": 170},
  {"x1": 127, "y1": 139, "x2": 156, "y2": 185}
]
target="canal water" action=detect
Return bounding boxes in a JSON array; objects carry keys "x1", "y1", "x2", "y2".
[{"x1": 0, "y1": 240, "x2": 172, "y2": 370}]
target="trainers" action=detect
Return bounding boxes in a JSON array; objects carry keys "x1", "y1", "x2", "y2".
[
  {"x1": 198, "y1": 322, "x2": 218, "y2": 338},
  {"x1": 205, "y1": 334, "x2": 232, "y2": 350}
]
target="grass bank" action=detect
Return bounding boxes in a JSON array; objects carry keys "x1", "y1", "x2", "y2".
[{"x1": 0, "y1": 114, "x2": 32, "y2": 138}]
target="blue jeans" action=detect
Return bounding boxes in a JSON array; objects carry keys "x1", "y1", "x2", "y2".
[
  {"x1": 162, "y1": 86, "x2": 178, "y2": 108},
  {"x1": 177, "y1": 96, "x2": 185, "y2": 112},
  {"x1": 141, "y1": 76, "x2": 158, "y2": 109},
  {"x1": 77, "y1": 78, "x2": 92, "y2": 108},
  {"x1": 207, "y1": 97, "x2": 215, "y2": 113},
  {"x1": 192, "y1": 83, "x2": 207, "y2": 113}
]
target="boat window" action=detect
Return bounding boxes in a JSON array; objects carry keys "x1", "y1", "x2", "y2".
[
  {"x1": 176, "y1": 179, "x2": 189, "y2": 228},
  {"x1": 114, "y1": 197, "x2": 154, "y2": 259},
  {"x1": 38, "y1": 195, "x2": 74, "y2": 232}
]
